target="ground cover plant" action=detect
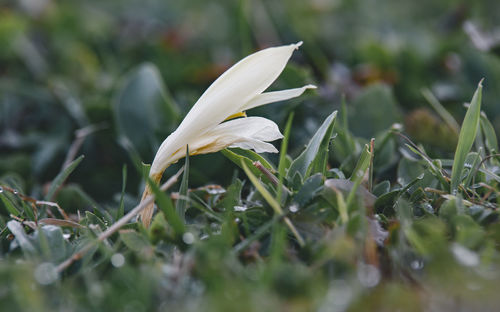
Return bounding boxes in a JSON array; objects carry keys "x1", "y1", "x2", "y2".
[{"x1": 1, "y1": 0, "x2": 500, "y2": 311}]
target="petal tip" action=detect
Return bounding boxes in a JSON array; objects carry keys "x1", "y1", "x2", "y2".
[
  {"x1": 293, "y1": 41, "x2": 304, "y2": 49},
  {"x1": 305, "y1": 84, "x2": 317, "y2": 89}
]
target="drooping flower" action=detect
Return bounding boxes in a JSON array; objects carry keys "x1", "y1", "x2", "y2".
[{"x1": 140, "y1": 42, "x2": 315, "y2": 227}]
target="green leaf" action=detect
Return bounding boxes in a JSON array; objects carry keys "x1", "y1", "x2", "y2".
[
  {"x1": 120, "y1": 230, "x2": 153, "y2": 253},
  {"x1": 346, "y1": 144, "x2": 371, "y2": 210},
  {"x1": 113, "y1": 63, "x2": 179, "y2": 159},
  {"x1": 241, "y1": 161, "x2": 305, "y2": 246},
  {"x1": 82, "y1": 211, "x2": 107, "y2": 229},
  {"x1": 7, "y1": 220, "x2": 36, "y2": 255},
  {"x1": 421, "y1": 87, "x2": 459, "y2": 134},
  {"x1": 45, "y1": 155, "x2": 85, "y2": 201},
  {"x1": 480, "y1": 113, "x2": 498, "y2": 153},
  {"x1": 147, "y1": 175, "x2": 185, "y2": 236},
  {"x1": 0, "y1": 192, "x2": 20, "y2": 216},
  {"x1": 451, "y1": 81, "x2": 483, "y2": 194},
  {"x1": 36, "y1": 225, "x2": 71, "y2": 263},
  {"x1": 117, "y1": 164, "x2": 127, "y2": 219},
  {"x1": 287, "y1": 111, "x2": 337, "y2": 181},
  {"x1": 176, "y1": 147, "x2": 190, "y2": 222},
  {"x1": 294, "y1": 173, "x2": 323, "y2": 207},
  {"x1": 462, "y1": 152, "x2": 481, "y2": 187},
  {"x1": 221, "y1": 148, "x2": 275, "y2": 183},
  {"x1": 349, "y1": 144, "x2": 371, "y2": 182},
  {"x1": 278, "y1": 112, "x2": 294, "y2": 202}
]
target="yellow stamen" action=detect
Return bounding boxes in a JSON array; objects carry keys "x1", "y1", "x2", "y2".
[{"x1": 224, "y1": 111, "x2": 246, "y2": 121}]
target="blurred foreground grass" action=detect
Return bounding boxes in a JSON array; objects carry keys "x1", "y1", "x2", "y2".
[{"x1": 1, "y1": 0, "x2": 500, "y2": 311}]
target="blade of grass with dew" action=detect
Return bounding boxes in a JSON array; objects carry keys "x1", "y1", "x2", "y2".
[
  {"x1": 450, "y1": 80, "x2": 483, "y2": 194},
  {"x1": 0, "y1": 193, "x2": 20, "y2": 216},
  {"x1": 463, "y1": 152, "x2": 482, "y2": 187},
  {"x1": 404, "y1": 144, "x2": 449, "y2": 188},
  {"x1": 346, "y1": 144, "x2": 371, "y2": 208},
  {"x1": 241, "y1": 161, "x2": 305, "y2": 246},
  {"x1": 45, "y1": 155, "x2": 85, "y2": 201},
  {"x1": 233, "y1": 215, "x2": 281, "y2": 254},
  {"x1": 349, "y1": 144, "x2": 371, "y2": 182}
]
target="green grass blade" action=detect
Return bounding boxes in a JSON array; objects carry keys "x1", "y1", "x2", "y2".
[
  {"x1": 241, "y1": 161, "x2": 305, "y2": 246},
  {"x1": 0, "y1": 193, "x2": 20, "y2": 216},
  {"x1": 480, "y1": 113, "x2": 498, "y2": 153},
  {"x1": 176, "y1": 146, "x2": 190, "y2": 222},
  {"x1": 349, "y1": 144, "x2": 371, "y2": 182},
  {"x1": 45, "y1": 155, "x2": 85, "y2": 201},
  {"x1": 421, "y1": 88, "x2": 459, "y2": 134},
  {"x1": 277, "y1": 112, "x2": 294, "y2": 202},
  {"x1": 221, "y1": 147, "x2": 276, "y2": 180},
  {"x1": 147, "y1": 175, "x2": 185, "y2": 236},
  {"x1": 117, "y1": 164, "x2": 127, "y2": 219},
  {"x1": 450, "y1": 81, "x2": 483, "y2": 194},
  {"x1": 346, "y1": 144, "x2": 371, "y2": 207},
  {"x1": 287, "y1": 111, "x2": 337, "y2": 181}
]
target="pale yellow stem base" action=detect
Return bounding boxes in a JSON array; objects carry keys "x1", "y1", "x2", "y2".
[{"x1": 139, "y1": 172, "x2": 163, "y2": 228}]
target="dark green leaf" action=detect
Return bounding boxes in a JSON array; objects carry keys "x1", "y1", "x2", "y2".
[
  {"x1": 287, "y1": 111, "x2": 337, "y2": 181},
  {"x1": 45, "y1": 155, "x2": 85, "y2": 201},
  {"x1": 451, "y1": 81, "x2": 483, "y2": 194}
]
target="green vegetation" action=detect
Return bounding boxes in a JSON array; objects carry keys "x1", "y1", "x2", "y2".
[{"x1": 1, "y1": 0, "x2": 500, "y2": 311}]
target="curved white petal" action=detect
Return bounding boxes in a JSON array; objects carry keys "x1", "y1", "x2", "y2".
[
  {"x1": 153, "y1": 43, "x2": 301, "y2": 170},
  {"x1": 211, "y1": 116, "x2": 283, "y2": 141},
  {"x1": 162, "y1": 117, "x2": 283, "y2": 166},
  {"x1": 181, "y1": 42, "x2": 303, "y2": 130},
  {"x1": 229, "y1": 139, "x2": 279, "y2": 153},
  {"x1": 243, "y1": 84, "x2": 317, "y2": 111}
]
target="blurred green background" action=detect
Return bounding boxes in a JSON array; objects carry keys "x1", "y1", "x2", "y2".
[{"x1": 1, "y1": 0, "x2": 500, "y2": 209}]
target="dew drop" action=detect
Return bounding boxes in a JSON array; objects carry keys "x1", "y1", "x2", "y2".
[
  {"x1": 234, "y1": 206, "x2": 247, "y2": 212},
  {"x1": 111, "y1": 253, "x2": 125, "y2": 268},
  {"x1": 289, "y1": 204, "x2": 299, "y2": 213},
  {"x1": 182, "y1": 232, "x2": 195, "y2": 245},
  {"x1": 34, "y1": 263, "x2": 58, "y2": 285},
  {"x1": 206, "y1": 188, "x2": 225, "y2": 195},
  {"x1": 411, "y1": 260, "x2": 424, "y2": 270},
  {"x1": 357, "y1": 263, "x2": 380, "y2": 288}
]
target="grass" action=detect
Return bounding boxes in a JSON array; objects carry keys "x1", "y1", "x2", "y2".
[{"x1": 1, "y1": 1, "x2": 500, "y2": 311}]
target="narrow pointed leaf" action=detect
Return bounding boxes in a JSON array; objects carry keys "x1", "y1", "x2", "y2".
[
  {"x1": 480, "y1": 114, "x2": 498, "y2": 153},
  {"x1": 451, "y1": 81, "x2": 483, "y2": 194},
  {"x1": 287, "y1": 111, "x2": 337, "y2": 181},
  {"x1": 176, "y1": 147, "x2": 190, "y2": 222},
  {"x1": 45, "y1": 155, "x2": 85, "y2": 201},
  {"x1": 117, "y1": 164, "x2": 127, "y2": 219},
  {"x1": 221, "y1": 148, "x2": 275, "y2": 184}
]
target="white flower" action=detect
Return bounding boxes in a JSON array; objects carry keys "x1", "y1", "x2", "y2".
[{"x1": 140, "y1": 42, "x2": 316, "y2": 227}]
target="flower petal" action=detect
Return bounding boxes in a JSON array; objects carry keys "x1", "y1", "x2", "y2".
[
  {"x1": 243, "y1": 84, "x2": 317, "y2": 111},
  {"x1": 150, "y1": 43, "x2": 302, "y2": 175},
  {"x1": 169, "y1": 43, "x2": 300, "y2": 144},
  {"x1": 166, "y1": 117, "x2": 283, "y2": 164}
]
